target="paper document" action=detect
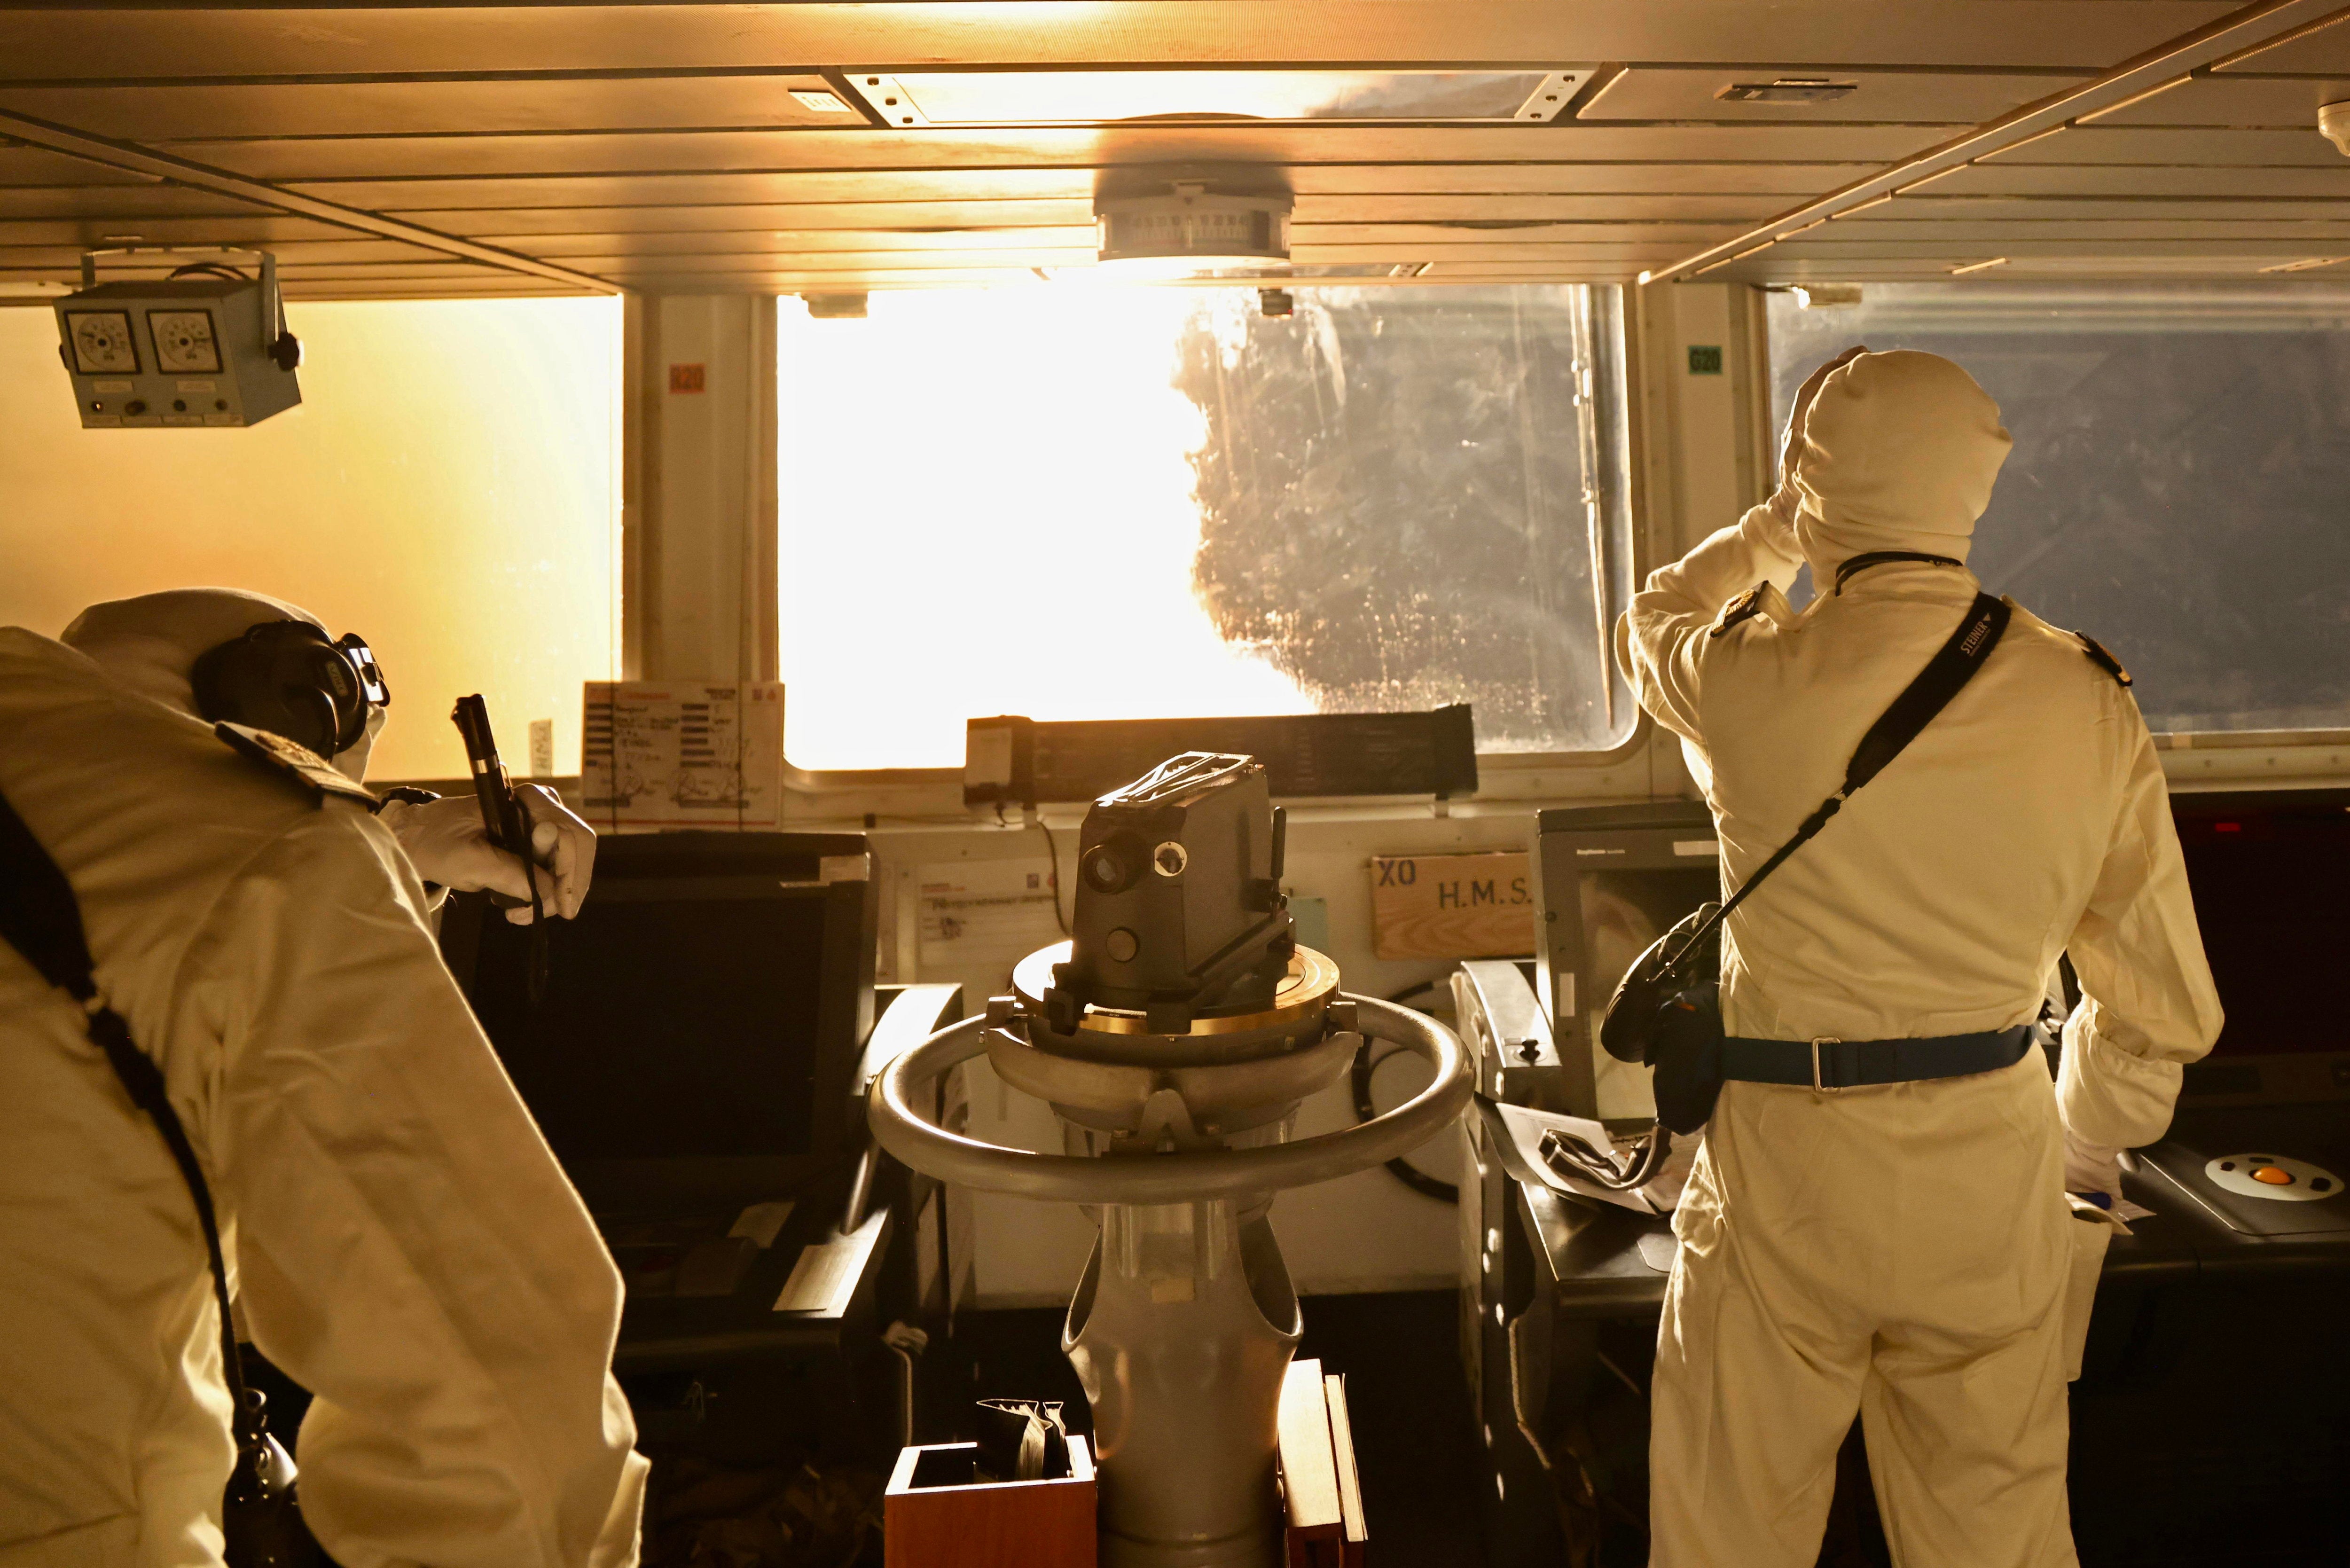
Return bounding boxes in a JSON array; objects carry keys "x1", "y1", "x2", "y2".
[
  {"x1": 914, "y1": 858, "x2": 1065, "y2": 998},
  {"x1": 581, "y1": 680, "x2": 784, "y2": 830},
  {"x1": 728, "y1": 1200, "x2": 796, "y2": 1249},
  {"x1": 772, "y1": 1212, "x2": 887, "y2": 1315}
]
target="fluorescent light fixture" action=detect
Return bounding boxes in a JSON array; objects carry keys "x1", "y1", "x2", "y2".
[
  {"x1": 849, "y1": 68, "x2": 1589, "y2": 127},
  {"x1": 789, "y1": 88, "x2": 856, "y2": 114},
  {"x1": 1948, "y1": 258, "x2": 2010, "y2": 276},
  {"x1": 1717, "y1": 78, "x2": 1857, "y2": 104},
  {"x1": 2258, "y1": 256, "x2": 2348, "y2": 274},
  {"x1": 1791, "y1": 283, "x2": 1864, "y2": 308}
]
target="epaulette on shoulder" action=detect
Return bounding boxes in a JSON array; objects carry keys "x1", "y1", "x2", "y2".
[
  {"x1": 215, "y1": 721, "x2": 383, "y2": 810},
  {"x1": 2072, "y1": 631, "x2": 2133, "y2": 688},
  {"x1": 1708, "y1": 583, "x2": 1769, "y2": 640}
]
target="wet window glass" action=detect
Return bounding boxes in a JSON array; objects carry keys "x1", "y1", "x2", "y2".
[
  {"x1": 777, "y1": 284, "x2": 1636, "y2": 771},
  {"x1": 1768, "y1": 283, "x2": 2350, "y2": 735}
]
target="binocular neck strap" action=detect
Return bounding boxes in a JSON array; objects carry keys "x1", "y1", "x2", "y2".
[
  {"x1": 0, "y1": 788, "x2": 260, "y2": 1446},
  {"x1": 1680, "y1": 592, "x2": 2012, "y2": 967}
]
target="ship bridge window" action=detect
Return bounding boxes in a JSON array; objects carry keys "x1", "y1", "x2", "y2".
[
  {"x1": 778, "y1": 284, "x2": 1635, "y2": 772},
  {"x1": 0, "y1": 298, "x2": 621, "y2": 782},
  {"x1": 1769, "y1": 283, "x2": 2350, "y2": 736}
]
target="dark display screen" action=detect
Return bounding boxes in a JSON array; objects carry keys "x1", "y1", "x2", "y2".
[
  {"x1": 1579, "y1": 867, "x2": 1720, "y2": 1005},
  {"x1": 2173, "y1": 795, "x2": 2350, "y2": 1058},
  {"x1": 467, "y1": 889, "x2": 832, "y2": 1161}
]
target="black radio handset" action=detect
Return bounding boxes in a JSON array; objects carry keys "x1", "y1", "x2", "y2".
[{"x1": 451, "y1": 695, "x2": 549, "y2": 1001}]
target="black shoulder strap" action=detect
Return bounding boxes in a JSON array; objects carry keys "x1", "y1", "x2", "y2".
[
  {"x1": 1677, "y1": 592, "x2": 2011, "y2": 965},
  {"x1": 0, "y1": 786, "x2": 262, "y2": 1447}
]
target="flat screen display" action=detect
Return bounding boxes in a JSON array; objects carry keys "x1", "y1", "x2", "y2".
[
  {"x1": 467, "y1": 888, "x2": 833, "y2": 1162},
  {"x1": 1578, "y1": 867, "x2": 1720, "y2": 1006},
  {"x1": 2173, "y1": 795, "x2": 2350, "y2": 1058}
]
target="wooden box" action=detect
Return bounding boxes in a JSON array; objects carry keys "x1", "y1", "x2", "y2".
[{"x1": 883, "y1": 1436, "x2": 1097, "y2": 1568}]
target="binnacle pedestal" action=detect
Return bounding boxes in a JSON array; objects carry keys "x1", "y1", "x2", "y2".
[
  {"x1": 868, "y1": 753, "x2": 1470, "y2": 1567},
  {"x1": 1065, "y1": 1200, "x2": 1300, "y2": 1566}
]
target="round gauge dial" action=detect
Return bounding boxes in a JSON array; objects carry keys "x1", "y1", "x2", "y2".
[{"x1": 66, "y1": 311, "x2": 138, "y2": 375}]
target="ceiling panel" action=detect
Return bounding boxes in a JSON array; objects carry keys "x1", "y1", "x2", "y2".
[
  {"x1": 449, "y1": 200, "x2": 1096, "y2": 235},
  {"x1": 0, "y1": 4, "x2": 2232, "y2": 83},
  {"x1": 0, "y1": 213, "x2": 354, "y2": 246},
  {"x1": 0, "y1": 186, "x2": 281, "y2": 220},
  {"x1": 2087, "y1": 71, "x2": 2350, "y2": 127},
  {"x1": 173, "y1": 123, "x2": 1947, "y2": 182},
  {"x1": 318, "y1": 161, "x2": 1874, "y2": 215},
  {"x1": 1709, "y1": 253, "x2": 2322, "y2": 281},
  {"x1": 437, "y1": 190, "x2": 1790, "y2": 238},
  {"x1": 1887, "y1": 195, "x2": 2350, "y2": 220},
  {"x1": 0, "y1": 143, "x2": 161, "y2": 185},
  {"x1": 1825, "y1": 217, "x2": 2350, "y2": 239},
  {"x1": 1767, "y1": 236, "x2": 2350, "y2": 259},
  {"x1": 279, "y1": 281, "x2": 591, "y2": 299},
  {"x1": 1982, "y1": 125, "x2": 2349, "y2": 165},
  {"x1": 2211, "y1": 15, "x2": 2350, "y2": 74},
  {"x1": 1928, "y1": 163, "x2": 2350, "y2": 196},
  {"x1": 0, "y1": 236, "x2": 473, "y2": 267},
  {"x1": 0, "y1": 75, "x2": 860, "y2": 141},
  {"x1": 1578, "y1": 67, "x2": 2086, "y2": 124},
  {"x1": 509, "y1": 225, "x2": 1740, "y2": 264},
  {"x1": 0, "y1": 0, "x2": 2342, "y2": 298}
]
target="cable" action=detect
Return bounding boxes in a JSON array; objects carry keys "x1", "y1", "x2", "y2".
[
  {"x1": 166, "y1": 260, "x2": 250, "y2": 282},
  {"x1": 1352, "y1": 978, "x2": 1459, "y2": 1203},
  {"x1": 1033, "y1": 818, "x2": 1068, "y2": 936}
]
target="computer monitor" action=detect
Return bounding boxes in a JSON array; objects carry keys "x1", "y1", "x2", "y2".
[
  {"x1": 1530, "y1": 802, "x2": 1722, "y2": 1122},
  {"x1": 439, "y1": 831, "x2": 877, "y2": 1210},
  {"x1": 2169, "y1": 787, "x2": 2350, "y2": 1105}
]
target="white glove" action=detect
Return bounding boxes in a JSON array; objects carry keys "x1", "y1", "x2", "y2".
[
  {"x1": 2062, "y1": 1125, "x2": 2124, "y2": 1205},
  {"x1": 377, "y1": 786, "x2": 596, "y2": 922}
]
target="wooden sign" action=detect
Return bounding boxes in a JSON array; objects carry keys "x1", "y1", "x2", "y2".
[{"x1": 1368, "y1": 851, "x2": 1534, "y2": 961}]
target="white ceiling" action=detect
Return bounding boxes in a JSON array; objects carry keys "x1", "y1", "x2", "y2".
[{"x1": 6, "y1": 2, "x2": 2350, "y2": 299}]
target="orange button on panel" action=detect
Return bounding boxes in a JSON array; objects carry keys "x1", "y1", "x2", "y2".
[{"x1": 2252, "y1": 1166, "x2": 2295, "y2": 1186}]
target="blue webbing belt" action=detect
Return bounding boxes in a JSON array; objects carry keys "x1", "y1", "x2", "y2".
[{"x1": 1721, "y1": 1025, "x2": 2034, "y2": 1091}]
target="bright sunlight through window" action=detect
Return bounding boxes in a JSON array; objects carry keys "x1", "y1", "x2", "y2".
[{"x1": 778, "y1": 285, "x2": 1632, "y2": 772}]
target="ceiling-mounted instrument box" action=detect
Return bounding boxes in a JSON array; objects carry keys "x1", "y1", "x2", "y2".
[{"x1": 54, "y1": 250, "x2": 302, "y2": 429}]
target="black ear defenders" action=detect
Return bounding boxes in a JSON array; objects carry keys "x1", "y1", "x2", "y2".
[{"x1": 189, "y1": 620, "x2": 391, "y2": 758}]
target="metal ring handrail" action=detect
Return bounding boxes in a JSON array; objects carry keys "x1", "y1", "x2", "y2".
[{"x1": 868, "y1": 994, "x2": 1470, "y2": 1205}]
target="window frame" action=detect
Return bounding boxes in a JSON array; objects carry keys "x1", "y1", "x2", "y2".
[
  {"x1": 775, "y1": 281, "x2": 1662, "y2": 801},
  {"x1": 1756, "y1": 281, "x2": 2350, "y2": 757}
]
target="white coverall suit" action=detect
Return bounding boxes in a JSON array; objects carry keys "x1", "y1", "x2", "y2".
[
  {"x1": 1621, "y1": 351, "x2": 2222, "y2": 1568},
  {"x1": 0, "y1": 626, "x2": 647, "y2": 1568}
]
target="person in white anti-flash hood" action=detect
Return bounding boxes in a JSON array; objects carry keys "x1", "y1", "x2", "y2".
[
  {"x1": 1621, "y1": 349, "x2": 2222, "y2": 1568},
  {"x1": 0, "y1": 588, "x2": 642, "y2": 1568}
]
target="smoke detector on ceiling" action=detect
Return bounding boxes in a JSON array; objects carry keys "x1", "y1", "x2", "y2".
[{"x1": 1095, "y1": 183, "x2": 1292, "y2": 273}]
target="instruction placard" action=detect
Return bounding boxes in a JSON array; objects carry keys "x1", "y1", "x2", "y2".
[
  {"x1": 915, "y1": 859, "x2": 1065, "y2": 998},
  {"x1": 581, "y1": 681, "x2": 784, "y2": 831}
]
